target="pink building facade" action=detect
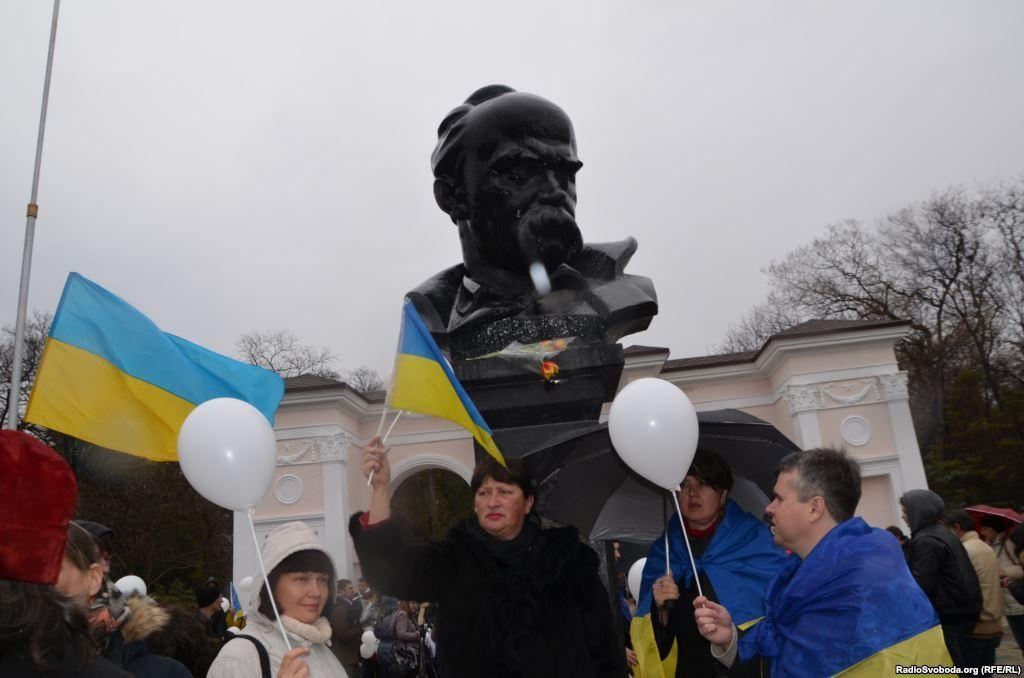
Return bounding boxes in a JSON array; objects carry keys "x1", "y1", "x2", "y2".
[{"x1": 232, "y1": 319, "x2": 928, "y2": 589}]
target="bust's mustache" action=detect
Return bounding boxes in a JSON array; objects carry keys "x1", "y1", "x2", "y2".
[{"x1": 517, "y1": 204, "x2": 582, "y2": 270}]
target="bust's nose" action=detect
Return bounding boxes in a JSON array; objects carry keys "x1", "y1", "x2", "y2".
[{"x1": 536, "y1": 171, "x2": 574, "y2": 209}]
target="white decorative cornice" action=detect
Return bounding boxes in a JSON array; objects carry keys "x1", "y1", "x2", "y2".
[
  {"x1": 878, "y1": 373, "x2": 910, "y2": 401},
  {"x1": 781, "y1": 373, "x2": 911, "y2": 414},
  {"x1": 820, "y1": 380, "x2": 879, "y2": 406},
  {"x1": 783, "y1": 385, "x2": 823, "y2": 413},
  {"x1": 277, "y1": 433, "x2": 352, "y2": 466}
]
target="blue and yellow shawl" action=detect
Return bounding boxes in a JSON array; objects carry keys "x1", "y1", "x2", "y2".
[
  {"x1": 631, "y1": 500, "x2": 785, "y2": 678},
  {"x1": 740, "y1": 517, "x2": 952, "y2": 677}
]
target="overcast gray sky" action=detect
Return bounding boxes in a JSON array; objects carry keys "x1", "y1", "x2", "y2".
[{"x1": 3, "y1": 1, "x2": 1023, "y2": 379}]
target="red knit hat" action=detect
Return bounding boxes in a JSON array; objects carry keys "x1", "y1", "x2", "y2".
[{"x1": 0, "y1": 430, "x2": 78, "y2": 585}]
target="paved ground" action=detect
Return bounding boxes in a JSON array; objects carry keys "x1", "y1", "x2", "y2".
[{"x1": 995, "y1": 617, "x2": 1023, "y2": 669}]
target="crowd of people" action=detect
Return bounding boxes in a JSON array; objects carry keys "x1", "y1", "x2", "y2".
[{"x1": 3, "y1": 427, "x2": 1023, "y2": 677}]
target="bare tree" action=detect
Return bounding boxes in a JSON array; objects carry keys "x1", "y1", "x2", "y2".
[
  {"x1": 723, "y1": 179, "x2": 1024, "y2": 501},
  {"x1": 720, "y1": 291, "x2": 808, "y2": 353},
  {"x1": 1, "y1": 310, "x2": 53, "y2": 434},
  {"x1": 236, "y1": 329, "x2": 340, "y2": 379},
  {"x1": 345, "y1": 365, "x2": 387, "y2": 394}
]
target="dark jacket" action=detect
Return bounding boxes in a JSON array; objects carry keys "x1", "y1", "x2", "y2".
[
  {"x1": 329, "y1": 596, "x2": 363, "y2": 666},
  {"x1": 902, "y1": 490, "x2": 983, "y2": 625},
  {"x1": 103, "y1": 597, "x2": 193, "y2": 678},
  {"x1": 0, "y1": 645, "x2": 133, "y2": 678},
  {"x1": 350, "y1": 513, "x2": 625, "y2": 678}
]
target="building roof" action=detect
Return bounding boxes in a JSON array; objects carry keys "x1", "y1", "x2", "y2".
[
  {"x1": 770, "y1": 318, "x2": 911, "y2": 339},
  {"x1": 622, "y1": 345, "x2": 671, "y2": 356},
  {"x1": 284, "y1": 319, "x2": 911, "y2": 388},
  {"x1": 283, "y1": 374, "x2": 346, "y2": 391},
  {"x1": 662, "y1": 318, "x2": 910, "y2": 373},
  {"x1": 283, "y1": 374, "x2": 387, "y2": 403}
]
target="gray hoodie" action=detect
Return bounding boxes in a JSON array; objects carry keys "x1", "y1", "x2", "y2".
[
  {"x1": 902, "y1": 489, "x2": 945, "y2": 534},
  {"x1": 901, "y1": 490, "x2": 982, "y2": 623}
]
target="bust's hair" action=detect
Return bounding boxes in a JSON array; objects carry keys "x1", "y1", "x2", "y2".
[
  {"x1": 776, "y1": 448, "x2": 861, "y2": 523},
  {"x1": 431, "y1": 84, "x2": 516, "y2": 182}
]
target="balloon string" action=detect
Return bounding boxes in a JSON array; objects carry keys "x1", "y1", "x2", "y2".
[
  {"x1": 663, "y1": 493, "x2": 670, "y2": 577},
  {"x1": 247, "y1": 509, "x2": 293, "y2": 651},
  {"x1": 670, "y1": 486, "x2": 704, "y2": 599}
]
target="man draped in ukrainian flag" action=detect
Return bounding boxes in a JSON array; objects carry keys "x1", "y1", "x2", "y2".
[
  {"x1": 696, "y1": 448, "x2": 953, "y2": 677},
  {"x1": 631, "y1": 448, "x2": 786, "y2": 678}
]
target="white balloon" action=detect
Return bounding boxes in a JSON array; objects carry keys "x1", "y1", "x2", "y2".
[
  {"x1": 627, "y1": 558, "x2": 647, "y2": 602},
  {"x1": 177, "y1": 398, "x2": 278, "y2": 511},
  {"x1": 360, "y1": 630, "x2": 379, "y2": 659},
  {"x1": 608, "y1": 378, "x2": 699, "y2": 491},
  {"x1": 114, "y1": 575, "x2": 147, "y2": 598}
]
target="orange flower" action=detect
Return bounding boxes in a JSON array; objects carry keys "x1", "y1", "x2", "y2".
[{"x1": 541, "y1": 360, "x2": 560, "y2": 380}]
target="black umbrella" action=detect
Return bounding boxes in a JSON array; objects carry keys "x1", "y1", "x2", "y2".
[{"x1": 523, "y1": 410, "x2": 799, "y2": 542}]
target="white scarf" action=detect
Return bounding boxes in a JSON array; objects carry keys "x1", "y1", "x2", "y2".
[{"x1": 280, "y1": 615, "x2": 332, "y2": 645}]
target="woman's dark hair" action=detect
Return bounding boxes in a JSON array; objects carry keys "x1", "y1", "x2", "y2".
[
  {"x1": 470, "y1": 457, "x2": 536, "y2": 500},
  {"x1": 1008, "y1": 524, "x2": 1024, "y2": 556},
  {"x1": 146, "y1": 603, "x2": 219, "y2": 677},
  {"x1": 258, "y1": 549, "x2": 335, "y2": 621},
  {"x1": 65, "y1": 521, "x2": 101, "y2": 571},
  {"x1": 686, "y1": 448, "x2": 734, "y2": 494},
  {"x1": 0, "y1": 578, "x2": 94, "y2": 673},
  {"x1": 978, "y1": 516, "x2": 1006, "y2": 533},
  {"x1": 885, "y1": 525, "x2": 908, "y2": 542}
]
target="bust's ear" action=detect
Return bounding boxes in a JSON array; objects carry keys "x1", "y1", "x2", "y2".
[{"x1": 433, "y1": 178, "x2": 469, "y2": 222}]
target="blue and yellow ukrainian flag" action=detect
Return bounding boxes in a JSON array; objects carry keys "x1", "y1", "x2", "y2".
[
  {"x1": 25, "y1": 273, "x2": 284, "y2": 462},
  {"x1": 631, "y1": 500, "x2": 784, "y2": 677},
  {"x1": 389, "y1": 299, "x2": 504, "y2": 466},
  {"x1": 739, "y1": 517, "x2": 952, "y2": 677}
]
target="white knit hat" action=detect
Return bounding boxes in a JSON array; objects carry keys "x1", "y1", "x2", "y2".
[{"x1": 260, "y1": 521, "x2": 334, "y2": 575}]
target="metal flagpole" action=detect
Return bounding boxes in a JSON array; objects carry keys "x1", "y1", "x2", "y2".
[{"x1": 5, "y1": 0, "x2": 62, "y2": 430}]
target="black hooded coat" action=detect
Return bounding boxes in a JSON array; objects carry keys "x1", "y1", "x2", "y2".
[{"x1": 901, "y1": 490, "x2": 982, "y2": 625}]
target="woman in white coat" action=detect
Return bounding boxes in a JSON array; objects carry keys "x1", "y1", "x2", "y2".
[{"x1": 208, "y1": 522, "x2": 346, "y2": 678}]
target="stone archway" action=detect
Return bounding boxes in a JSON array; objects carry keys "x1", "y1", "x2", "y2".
[{"x1": 389, "y1": 462, "x2": 473, "y2": 545}]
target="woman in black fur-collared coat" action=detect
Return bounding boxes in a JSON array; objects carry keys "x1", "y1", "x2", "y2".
[{"x1": 350, "y1": 438, "x2": 624, "y2": 678}]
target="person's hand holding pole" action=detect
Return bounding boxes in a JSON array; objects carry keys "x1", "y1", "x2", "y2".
[
  {"x1": 693, "y1": 596, "x2": 734, "y2": 648},
  {"x1": 652, "y1": 574, "x2": 680, "y2": 607},
  {"x1": 363, "y1": 436, "x2": 391, "y2": 523}
]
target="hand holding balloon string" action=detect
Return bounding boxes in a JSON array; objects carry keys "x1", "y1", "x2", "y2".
[{"x1": 608, "y1": 378, "x2": 705, "y2": 606}]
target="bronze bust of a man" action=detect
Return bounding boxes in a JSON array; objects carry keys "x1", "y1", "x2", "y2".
[{"x1": 408, "y1": 85, "x2": 657, "y2": 359}]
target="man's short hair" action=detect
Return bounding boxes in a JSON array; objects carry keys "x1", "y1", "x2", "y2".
[
  {"x1": 776, "y1": 448, "x2": 861, "y2": 523},
  {"x1": 943, "y1": 509, "x2": 975, "y2": 532},
  {"x1": 337, "y1": 578, "x2": 352, "y2": 590}
]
